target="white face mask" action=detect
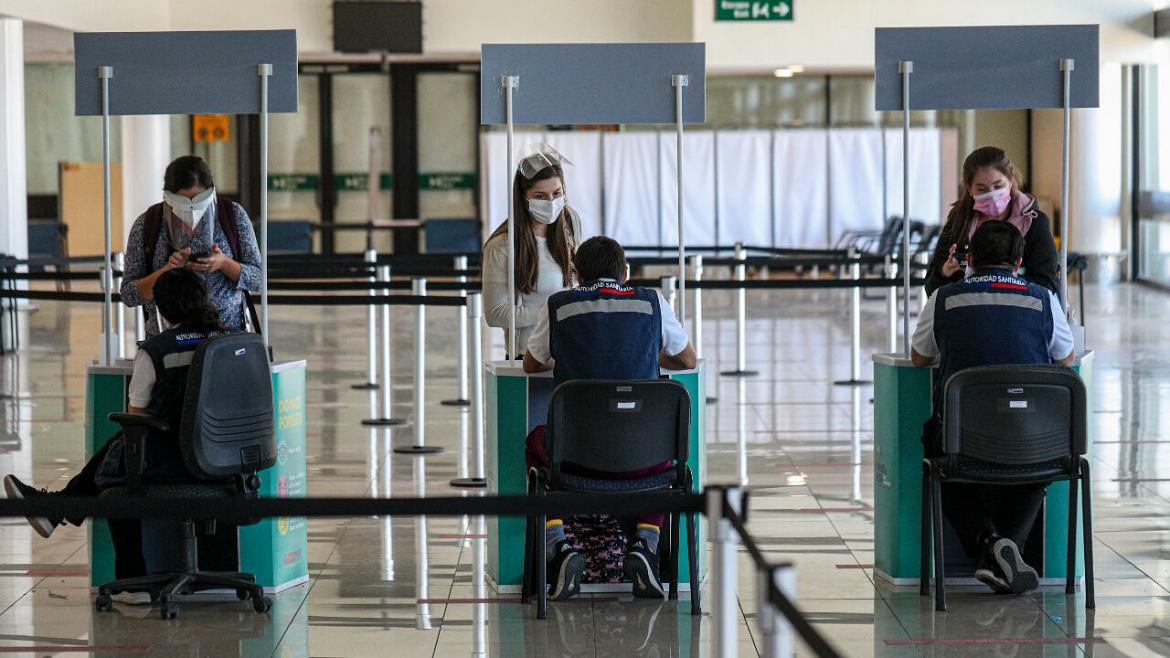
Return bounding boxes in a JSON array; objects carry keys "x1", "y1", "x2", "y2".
[
  {"x1": 527, "y1": 197, "x2": 564, "y2": 225},
  {"x1": 164, "y1": 187, "x2": 216, "y2": 229}
]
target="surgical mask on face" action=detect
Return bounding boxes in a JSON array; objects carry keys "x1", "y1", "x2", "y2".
[
  {"x1": 527, "y1": 196, "x2": 565, "y2": 225},
  {"x1": 972, "y1": 186, "x2": 1011, "y2": 217},
  {"x1": 164, "y1": 187, "x2": 217, "y2": 229}
]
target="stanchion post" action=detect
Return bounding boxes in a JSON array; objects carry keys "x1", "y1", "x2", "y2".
[
  {"x1": 721, "y1": 242, "x2": 757, "y2": 377},
  {"x1": 442, "y1": 255, "x2": 471, "y2": 406},
  {"x1": 99, "y1": 65, "x2": 114, "y2": 366},
  {"x1": 759, "y1": 564, "x2": 797, "y2": 658},
  {"x1": 352, "y1": 249, "x2": 379, "y2": 390},
  {"x1": 451, "y1": 293, "x2": 486, "y2": 488},
  {"x1": 899, "y1": 60, "x2": 913, "y2": 357},
  {"x1": 885, "y1": 255, "x2": 897, "y2": 354},
  {"x1": 1059, "y1": 58, "x2": 1074, "y2": 316},
  {"x1": 659, "y1": 274, "x2": 677, "y2": 312},
  {"x1": 397, "y1": 278, "x2": 443, "y2": 455},
  {"x1": 362, "y1": 264, "x2": 406, "y2": 427},
  {"x1": 709, "y1": 486, "x2": 742, "y2": 658},
  {"x1": 690, "y1": 254, "x2": 703, "y2": 358},
  {"x1": 835, "y1": 248, "x2": 870, "y2": 386}
]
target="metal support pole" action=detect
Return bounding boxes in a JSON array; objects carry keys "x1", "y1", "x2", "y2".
[
  {"x1": 503, "y1": 75, "x2": 519, "y2": 357},
  {"x1": 363, "y1": 264, "x2": 405, "y2": 427},
  {"x1": 472, "y1": 513, "x2": 487, "y2": 658},
  {"x1": 258, "y1": 63, "x2": 272, "y2": 345},
  {"x1": 886, "y1": 255, "x2": 898, "y2": 354},
  {"x1": 114, "y1": 252, "x2": 125, "y2": 359},
  {"x1": 353, "y1": 249, "x2": 379, "y2": 390},
  {"x1": 899, "y1": 60, "x2": 913, "y2": 357},
  {"x1": 672, "y1": 74, "x2": 689, "y2": 333},
  {"x1": 835, "y1": 249, "x2": 870, "y2": 385},
  {"x1": 99, "y1": 65, "x2": 114, "y2": 366},
  {"x1": 760, "y1": 565, "x2": 797, "y2": 658},
  {"x1": 1059, "y1": 58, "x2": 1074, "y2": 316},
  {"x1": 722, "y1": 242, "x2": 757, "y2": 377},
  {"x1": 709, "y1": 486, "x2": 742, "y2": 658},
  {"x1": 414, "y1": 451, "x2": 431, "y2": 629},
  {"x1": 442, "y1": 255, "x2": 471, "y2": 406},
  {"x1": 452, "y1": 293, "x2": 486, "y2": 488},
  {"x1": 397, "y1": 278, "x2": 443, "y2": 455}
]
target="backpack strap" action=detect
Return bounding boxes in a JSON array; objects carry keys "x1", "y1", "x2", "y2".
[
  {"x1": 217, "y1": 197, "x2": 242, "y2": 258},
  {"x1": 142, "y1": 198, "x2": 242, "y2": 273}
]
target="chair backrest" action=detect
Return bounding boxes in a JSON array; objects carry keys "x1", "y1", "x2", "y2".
[
  {"x1": 267, "y1": 220, "x2": 313, "y2": 254},
  {"x1": 546, "y1": 379, "x2": 690, "y2": 484},
  {"x1": 942, "y1": 365, "x2": 1086, "y2": 465},
  {"x1": 423, "y1": 218, "x2": 480, "y2": 254},
  {"x1": 27, "y1": 220, "x2": 64, "y2": 258},
  {"x1": 179, "y1": 333, "x2": 276, "y2": 478}
]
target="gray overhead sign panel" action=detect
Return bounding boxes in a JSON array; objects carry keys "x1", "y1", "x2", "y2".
[
  {"x1": 874, "y1": 25, "x2": 1099, "y2": 111},
  {"x1": 480, "y1": 43, "x2": 705, "y2": 125},
  {"x1": 74, "y1": 30, "x2": 298, "y2": 116}
]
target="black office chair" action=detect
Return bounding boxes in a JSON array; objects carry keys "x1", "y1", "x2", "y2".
[
  {"x1": 95, "y1": 333, "x2": 277, "y2": 620},
  {"x1": 522, "y1": 379, "x2": 699, "y2": 620},
  {"x1": 920, "y1": 365, "x2": 1093, "y2": 612}
]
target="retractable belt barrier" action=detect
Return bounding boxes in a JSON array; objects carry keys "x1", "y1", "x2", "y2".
[
  {"x1": 0, "y1": 289, "x2": 467, "y2": 307},
  {"x1": 0, "y1": 486, "x2": 841, "y2": 657}
]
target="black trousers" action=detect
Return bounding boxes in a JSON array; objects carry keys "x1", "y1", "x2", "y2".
[
  {"x1": 940, "y1": 482, "x2": 1047, "y2": 558},
  {"x1": 60, "y1": 442, "x2": 147, "y2": 579}
]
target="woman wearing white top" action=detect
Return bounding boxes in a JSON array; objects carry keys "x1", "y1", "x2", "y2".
[{"x1": 482, "y1": 146, "x2": 581, "y2": 357}]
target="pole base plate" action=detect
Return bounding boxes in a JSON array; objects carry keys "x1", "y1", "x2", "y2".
[
  {"x1": 394, "y1": 445, "x2": 445, "y2": 455},
  {"x1": 440, "y1": 399, "x2": 472, "y2": 407},
  {"x1": 449, "y1": 477, "x2": 487, "y2": 488},
  {"x1": 832, "y1": 379, "x2": 873, "y2": 386},
  {"x1": 361, "y1": 418, "x2": 408, "y2": 427},
  {"x1": 720, "y1": 370, "x2": 759, "y2": 377},
  {"x1": 351, "y1": 383, "x2": 379, "y2": 391}
]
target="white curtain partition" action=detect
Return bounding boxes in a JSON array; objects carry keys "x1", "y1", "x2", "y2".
[{"x1": 480, "y1": 128, "x2": 948, "y2": 249}]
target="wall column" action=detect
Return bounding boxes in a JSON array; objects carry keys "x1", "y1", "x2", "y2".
[
  {"x1": 121, "y1": 116, "x2": 171, "y2": 246},
  {"x1": 0, "y1": 18, "x2": 27, "y2": 265}
]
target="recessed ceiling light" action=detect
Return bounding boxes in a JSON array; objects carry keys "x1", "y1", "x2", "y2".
[
  {"x1": 773, "y1": 68, "x2": 793, "y2": 78},
  {"x1": 789, "y1": 65, "x2": 805, "y2": 73}
]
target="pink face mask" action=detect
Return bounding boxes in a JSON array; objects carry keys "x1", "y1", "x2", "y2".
[{"x1": 973, "y1": 186, "x2": 1012, "y2": 217}]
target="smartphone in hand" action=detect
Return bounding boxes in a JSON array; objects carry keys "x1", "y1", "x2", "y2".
[{"x1": 187, "y1": 251, "x2": 210, "y2": 264}]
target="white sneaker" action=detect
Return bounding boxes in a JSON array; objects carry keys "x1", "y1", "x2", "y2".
[{"x1": 111, "y1": 591, "x2": 152, "y2": 606}]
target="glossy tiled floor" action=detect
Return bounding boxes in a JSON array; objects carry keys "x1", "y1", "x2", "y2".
[{"x1": 0, "y1": 282, "x2": 1167, "y2": 656}]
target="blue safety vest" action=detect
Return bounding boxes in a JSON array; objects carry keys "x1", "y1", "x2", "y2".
[
  {"x1": 931, "y1": 268, "x2": 1054, "y2": 410},
  {"x1": 547, "y1": 279, "x2": 662, "y2": 385}
]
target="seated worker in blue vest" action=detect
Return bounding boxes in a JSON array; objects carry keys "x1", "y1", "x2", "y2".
[
  {"x1": 3, "y1": 268, "x2": 223, "y2": 604},
  {"x1": 523, "y1": 235, "x2": 696, "y2": 601},
  {"x1": 911, "y1": 220, "x2": 1074, "y2": 595}
]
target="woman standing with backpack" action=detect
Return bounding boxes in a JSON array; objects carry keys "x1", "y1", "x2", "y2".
[{"x1": 120, "y1": 155, "x2": 262, "y2": 337}]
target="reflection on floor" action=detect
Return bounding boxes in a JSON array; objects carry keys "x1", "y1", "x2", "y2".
[{"x1": 0, "y1": 283, "x2": 1167, "y2": 656}]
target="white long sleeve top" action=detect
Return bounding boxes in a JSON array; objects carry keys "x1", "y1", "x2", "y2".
[{"x1": 481, "y1": 209, "x2": 581, "y2": 356}]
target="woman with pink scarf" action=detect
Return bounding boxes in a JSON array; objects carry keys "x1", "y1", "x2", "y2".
[{"x1": 924, "y1": 147, "x2": 1060, "y2": 297}]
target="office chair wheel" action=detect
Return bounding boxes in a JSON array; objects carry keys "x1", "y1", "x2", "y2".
[
  {"x1": 236, "y1": 589, "x2": 250, "y2": 601},
  {"x1": 94, "y1": 594, "x2": 112, "y2": 612},
  {"x1": 252, "y1": 596, "x2": 273, "y2": 614},
  {"x1": 161, "y1": 600, "x2": 179, "y2": 620}
]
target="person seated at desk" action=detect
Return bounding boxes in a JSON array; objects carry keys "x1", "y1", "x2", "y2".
[
  {"x1": 911, "y1": 221, "x2": 1074, "y2": 595},
  {"x1": 3, "y1": 268, "x2": 224, "y2": 603},
  {"x1": 523, "y1": 236, "x2": 696, "y2": 601}
]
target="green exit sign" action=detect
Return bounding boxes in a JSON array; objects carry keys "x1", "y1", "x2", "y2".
[{"x1": 716, "y1": 0, "x2": 792, "y2": 21}]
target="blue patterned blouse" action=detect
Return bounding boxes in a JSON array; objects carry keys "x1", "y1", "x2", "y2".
[{"x1": 120, "y1": 201, "x2": 262, "y2": 337}]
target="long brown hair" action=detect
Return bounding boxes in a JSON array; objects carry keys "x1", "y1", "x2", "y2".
[
  {"x1": 486, "y1": 164, "x2": 576, "y2": 294},
  {"x1": 941, "y1": 146, "x2": 1022, "y2": 245}
]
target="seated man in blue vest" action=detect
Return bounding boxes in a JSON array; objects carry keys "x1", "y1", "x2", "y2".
[
  {"x1": 911, "y1": 220, "x2": 1074, "y2": 595},
  {"x1": 523, "y1": 235, "x2": 696, "y2": 600}
]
